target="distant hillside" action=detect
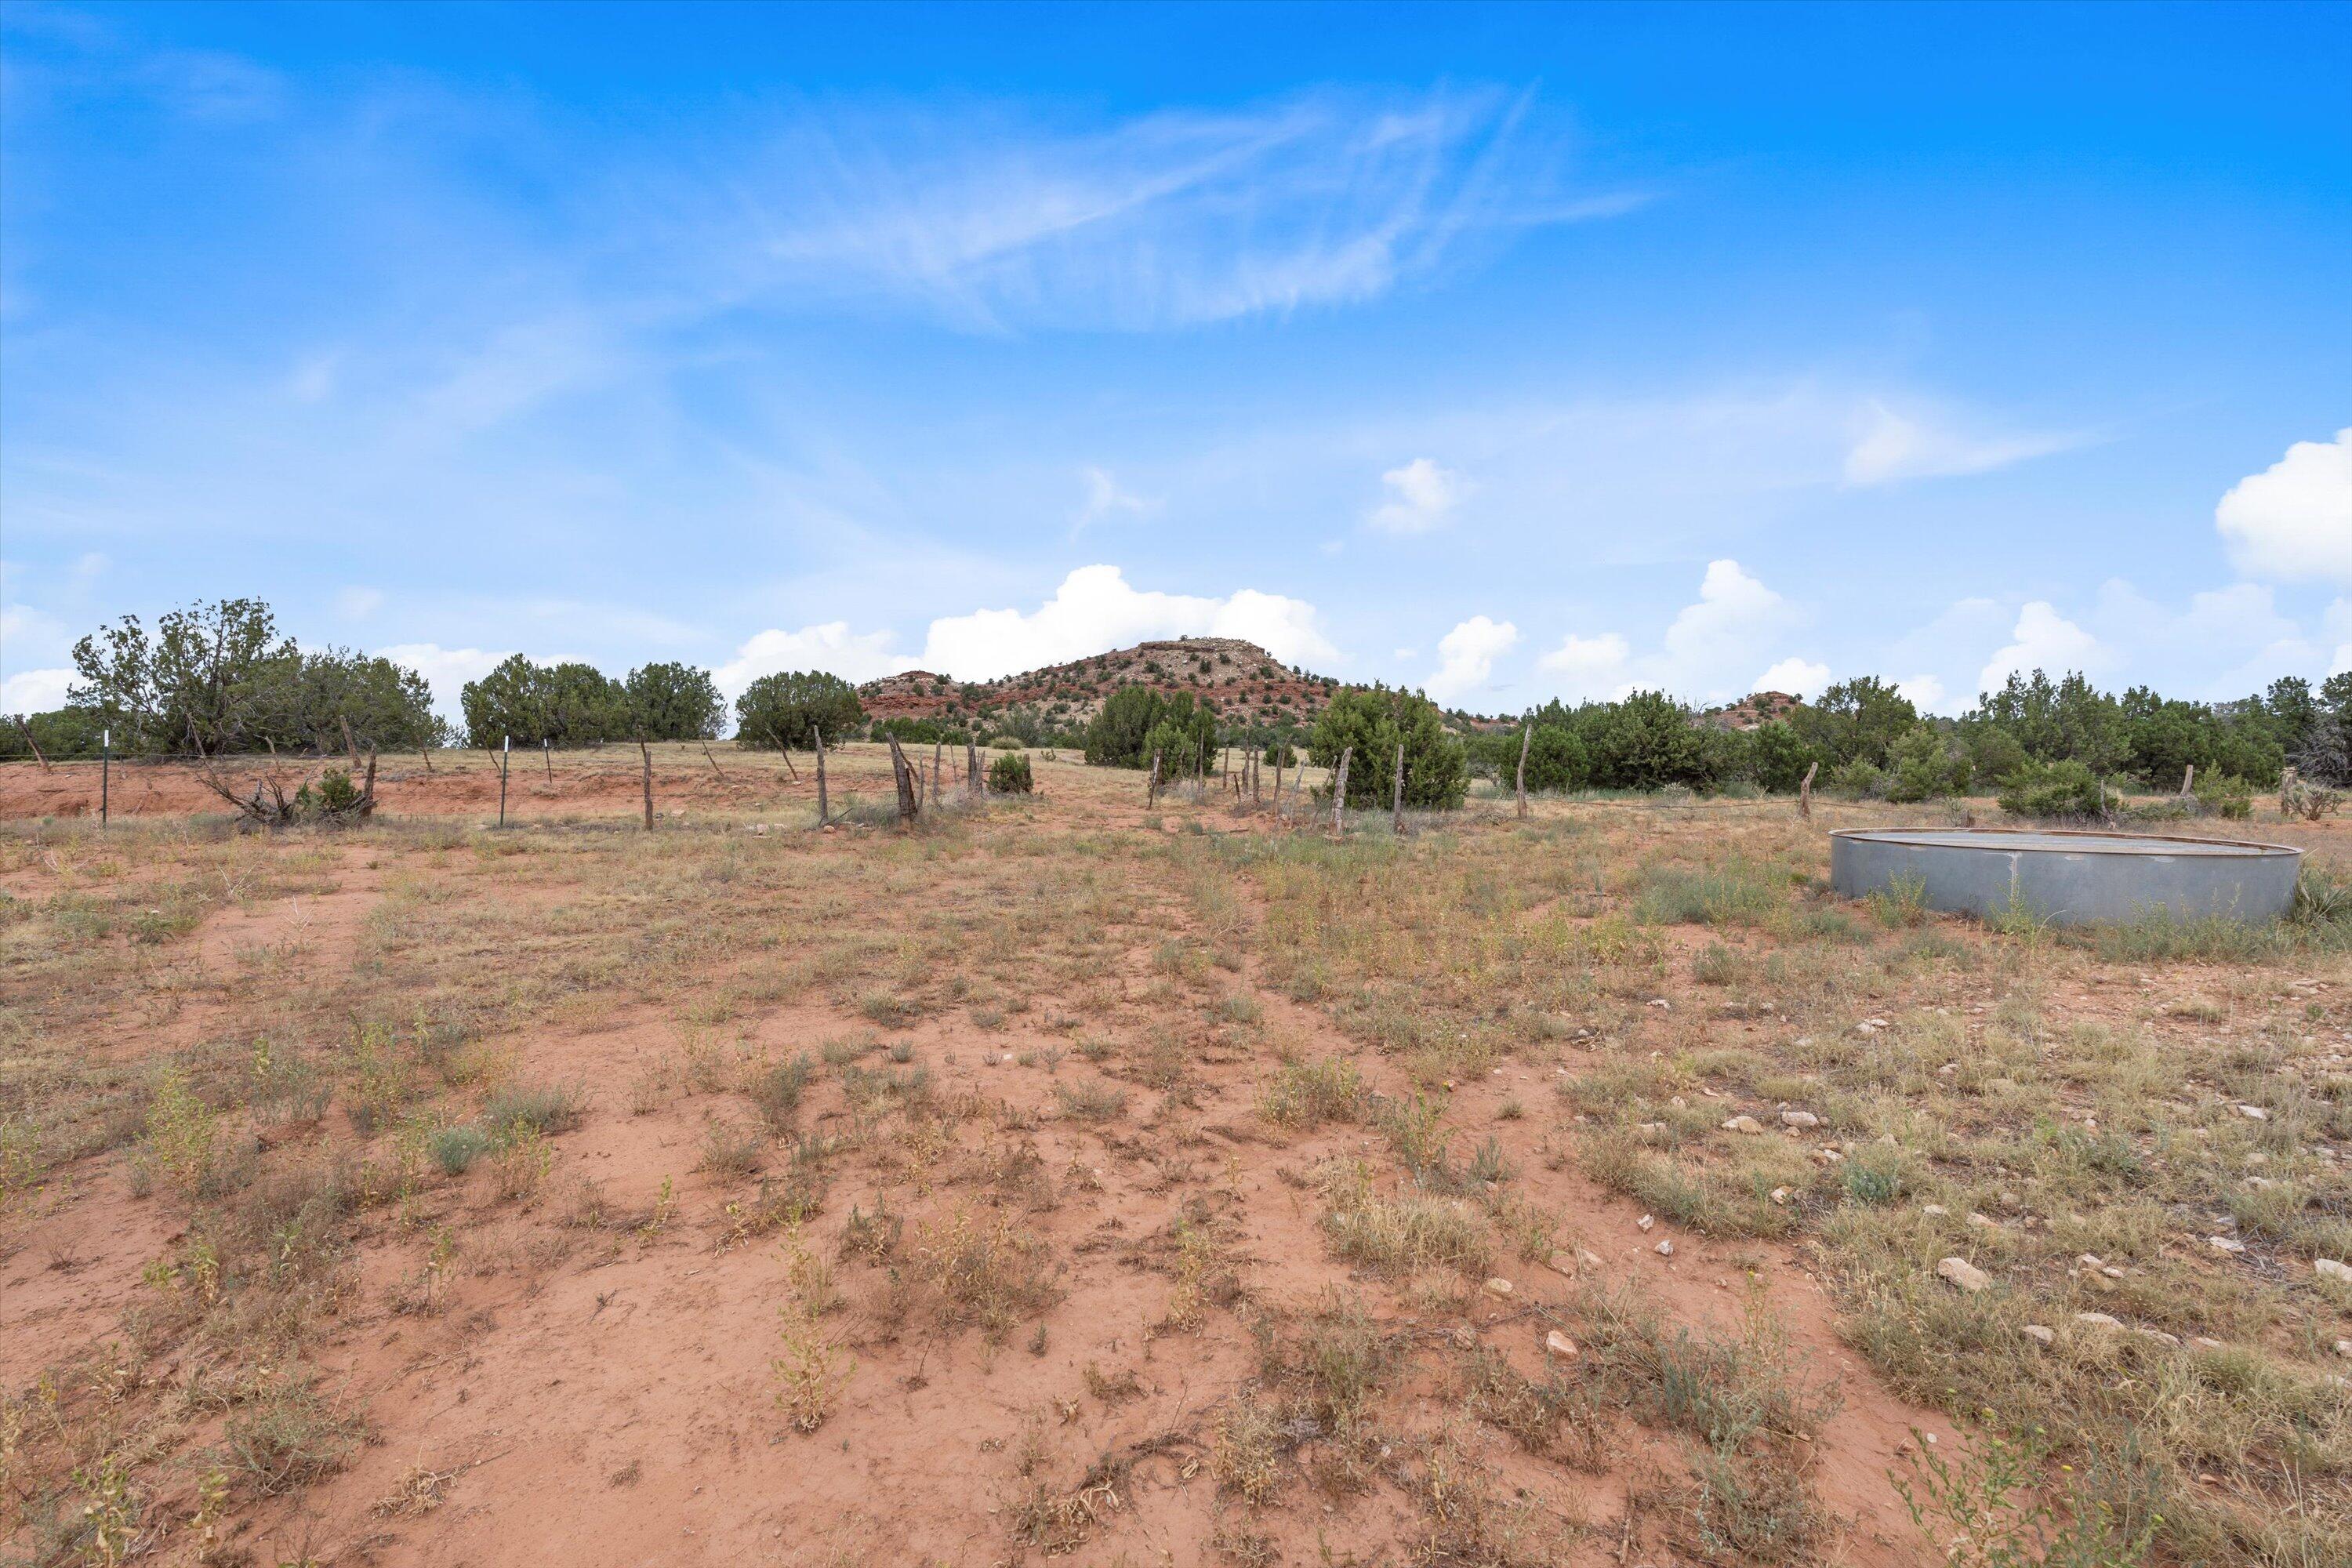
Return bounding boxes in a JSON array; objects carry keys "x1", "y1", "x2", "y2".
[
  {"x1": 859, "y1": 637, "x2": 1335, "y2": 738},
  {"x1": 1700, "y1": 691, "x2": 1803, "y2": 731}
]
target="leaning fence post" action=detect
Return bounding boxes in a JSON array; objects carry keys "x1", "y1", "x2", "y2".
[
  {"x1": 1798, "y1": 760, "x2": 1817, "y2": 820},
  {"x1": 1392, "y1": 741, "x2": 1406, "y2": 832},
  {"x1": 543, "y1": 737, "x2": 554, "y2": 782},
  {"x1": 1332, "y1": 746, "x2": 1352, "y2": 835},
  {"x1": 886, "y1": 735, "x2": 919, "y2": 823},
  {"x1": 814, "y1": 726, "x2": 829, "y2": 826},
  {"x1": 639, "y1": 737, "x2": 655, "y2": 830},
  {"x1": 1515, "y1": 722, "x2": 1530, "y2": 820},
  {"x1": 14, "y1": 714, "x2": 49, "y2": 771}
]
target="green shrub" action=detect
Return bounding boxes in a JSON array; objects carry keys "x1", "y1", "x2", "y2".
[
  {"x1": 987, "y1": 752, "x2": 1034, "y2": 793},
  {"x1": 1997, "y1": 759, "x2": 2107, "y2": 818},
  {"x1": 1825, "y1": 758, "x2": 1889, "y2": 800},
  {"x1": 1310, "y1": 686, "x2": 1468, "y2": 809},
  {"x1": 428, "y1": 1124, "x2": 491, "y2": 1176},
  {"x1": 2194, "y1": 771, "x2": 2253, "y2": 820},
  {"x1": 1885, "y1": 724, "x2": 1972, "y2": 803}
]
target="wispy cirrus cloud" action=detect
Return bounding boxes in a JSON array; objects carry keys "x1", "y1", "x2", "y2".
[{"x1": 704, "y1": 89, "x2": 1643, "y2": 333}]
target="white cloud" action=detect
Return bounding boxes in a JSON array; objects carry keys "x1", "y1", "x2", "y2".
[
  {"x1": 1368, "y1": 457, "x2": 1467, "y2": 535},
  {"x1": 1842, "y1": 399, "x2": 2079, "y2": 486},
  {"x1": 713, "y1": 622, "x2": 913, "y2": 697},
  {"x1": 2, "y1": 668, "x2": 73, "y2": 714},
  {"x1": 2216, "y1": 428, "x2": 2352, "y2": 583},
  {"x1": 916, "y1": 565, "x2": 1334, "y2": 679},
  {"x1": 1976, "y1": 601, "x2": 2104, "y2": 693},
  {"x1": 336, "y1": 586, "x2": 386, "y2": 621},
  {"x1": 377, "y1": 643, "x2": 511, "y2": 717},
  {"x1": 1425, "y1": 615, "x2": 1518, "y2": 703},
  {"x1": 1534, "y1": 559, "x2": 1804, "y2": 706},
  {"x1": 1896, "y1": 674, "x2": 1952, "y2": 715},
  {"x1": 1752, "y1": 657, "x2": 1828, "y2": 698},
  {"x1": 1073, "y1": 466, "x2": 1155, "y2": 533},
  {"x1": 1534, "y1": 632, "x2": 1632, "y2": 703},
  {"x1": 737, "y1": 89, "x2": 1635, "y2": 333}
]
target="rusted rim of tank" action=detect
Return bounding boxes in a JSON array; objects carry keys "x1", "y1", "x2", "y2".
[{"x1": 1830, "y1": 826, "x2": 2302, "y2": 858}]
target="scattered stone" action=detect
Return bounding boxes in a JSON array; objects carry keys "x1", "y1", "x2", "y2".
[
  {"x1": 1647, "y1": 998, "x2": 1671, "y2": 1011},
  {"x1": 1637, "y1": 1214, "x2": 1655, "y2": 1232},
  {"x1": 1545, "y1": 1330, "x2": 1580, "y2": 1361},
  {"x1": 2074, "y1": 1312, "x2": 2124, "y2": 1330},
  {"x1": 2134, "y1": 1327, "x2": 2181, "y2": 1348},
  {"x1": 1935, "y1": 1256, "x2": 1991, "y2": 1294},
  {"x1": 1544, "y1": 1253, "x2": 1578, "y2": 1278},
  {"x1": 2238, "y1": 1104, "x2": 2270, "y2": 1121},
  {"x1": 2334, "y1": 1339, "x2": 2352, "y2": 1360},
  {"x1": 1653, "y1": 1240, "x2": 1675, "y2": 1258},
  {"x1": 1780, "y1": 1109, "x2": 1820, "y2": 1129},
  {"x1": 2020, "y1": 1324, "x2": 2056, "y2": 1346},
  {"x1": 1922, "y1": 1204, "x2": 1949, "y2": 1218},
  {"x1": 1769, "y1": 1187, "x2": 1791, "y2": 1206},
  {"x1": 1967, "y1": 1212, "x2": 1998, "y2": 1230},
  {"x1": 2077, "y1": 1254, "x2": 2105, "y2": 1271},
  {"x1": 1578, "y1": 1248, "x2": 1604, "y2": 1268},
  {"x1": 2318, "y1": 1259, "x2": 2352, "y2": 1284},
  {"x1": 2192, "y1": 1336, "x2": 2227, "y2": 1351},
  {"x1": 1668, "y1": 1095, "x2": 1687, "y2": 1109},
  {"x1": 1856, "y1": 1018, "x2": 1889, "y2": 1036},
  {"x1": 2245, "y1": 1176, "x2": 2277, "y2": 1191},
  {"x1": 1485, "y1": 1277, "x2": 1515, "y2": 1300},
  {"x1": 2209, "y1": 1236, "x2": 2247, "y2": 1254},
  {"x1": 1722, "y1": 1115, "x2": 1765, "y2": 1134}
]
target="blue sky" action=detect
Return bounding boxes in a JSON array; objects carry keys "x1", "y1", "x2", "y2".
[{"x1": 3, "y1": 1, "x2": 2348, "y2": 721}]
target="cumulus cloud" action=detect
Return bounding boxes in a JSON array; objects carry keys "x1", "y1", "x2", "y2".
[
  {"x1": 2216, "y1": 428, "x2": 2352, "y2": 583},
  {"x1": 1533, "y1": 560, "x2": 1804, "y2": 706},
  {"x1": 1752, "y1": 657, "x2": 1828, "y2": 699},
  {"x1": 1896, "y1": 674, "x2": 1952, "y2": 715},
  {"x1": 377, "y1": 644, "x2": 512, "y2": 717},
  {"x1": 1425, "y1": 615, "x2": 1518, "y2": 703},
  {"x1": 1, "y1": 668, "x2": 73, "y2": 714},
  {"x1": 713, "y1": 622, "x2": 913, "y2": 697},
  {"x1": 711, "y1": 565, "x2": 1338, "y2": 699},
  {"x1": 1534, "y1": 632, "x2": 1633, "y2": 702},
  {"x1": 1976, "y1": 602, "x2": 2104, "y2": 693},
  {"x1": 1367, "y1": 458, "x2": 1466, "y2": 535},
  {"x1": 917, "y1": 565, "x2": 1334, "y2": 678},
  {"x1": 1842, "y1": 399, "x2": 2079, "y2": 486}
]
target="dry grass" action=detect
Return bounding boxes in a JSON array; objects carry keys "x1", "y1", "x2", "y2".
[{"x1": 3, "y1": 760, "x2": 2348, "y2": 1565}]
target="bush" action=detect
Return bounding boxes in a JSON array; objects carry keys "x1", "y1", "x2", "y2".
[
  {"x1": 1086, "y1": 684, "x2": 1216, "y2": 771},
  {"x1": 1885, "y1": 724, "x2": 1972, "y2": 803},
  {"x1": 1998, "y1": 759, "x2": 2107, "y2": 818},
  {"x1": 1309, "y1": 686, "x2": 1468, "y2": 809},
  {"x1": 989, "y1": 735, "x2": 1022, "y2": 750},
  {"x1": 2194, "y1": 771, "x2": 2254, "y2": 820},
  {"x1": 987, "y1": 752, "x2": 1033, "y2": 793},
  {"x1": 736, "y1": 671, "x2": 865, "y2": 751},
  {"x1": 1748, "y1": 720, "x2": 1820, "y2": 793},
  {"x1": 1825, "y1": 758, "x2": 1889, "y2": 800}
]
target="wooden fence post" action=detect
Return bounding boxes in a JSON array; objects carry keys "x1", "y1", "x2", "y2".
[
  {"x1": 14, "y1": 715, "x2": 50, "y2": 771},
  {"x1": 1332, "y1": 746, "x2": 1352, "y2": 835},
  {"x1": 1250, "y1": 747, "x2": 1261, "y2": 806},
  {"x1": 2179, "y1": 763, "x2": 2194, "y2": 798},
  {"x1": 339, "y1": 714, "x2": 362, "y2": 772},
  {"x1": 700, "y1": 739, "x2": 724, "y2": 778},
  {"x1": 1515, "y1": 722, "x2": 1530, "y2": 820},
  {"x1": 1392, "y1": 741, "x2": 1406, "y2": 832},
  {"x1": 887, "y1": 735, "x2": 918, "y2": 823},
  {"x1": 639, "y1": 738, "x2": 655, "y2": 830},
  {"x1": 1148, "y1": 751, "x2": 1162, "y2": 808},
  {"x1": 543, "y1": 738, "x2": 553, "y2": 782},
  {"x1": 1798, "y1": 760, "x2": 1817, "y2": 819},
  {"x1": 814, "y1": 727, "x2": 829, "y2": 826},
  {"x1": 419, "y1": 742, "x2": 433, "y2": 774},
  {"x1": 967, "y1": 737, "x2": 982, "y2": 798},
  {"x1": 933, "y1": 740, "x2": 944, "y2": 804},
  {"x1": 361, "y1": 750, "x2": 378, "y2": 818}
]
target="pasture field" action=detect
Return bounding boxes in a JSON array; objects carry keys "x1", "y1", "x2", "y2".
[{"x1": 3, "y1": 748, "x2": 2348, "y2": 1566}]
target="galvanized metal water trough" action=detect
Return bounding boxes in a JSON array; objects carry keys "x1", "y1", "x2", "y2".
[{"x1": 1829, "y1": 826, "x2": 2302, "y2": 927}]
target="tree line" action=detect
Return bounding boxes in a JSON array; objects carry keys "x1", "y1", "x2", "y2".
[{"x1": 9, "y1": 598, "x2": 2349, "y2": 809}]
